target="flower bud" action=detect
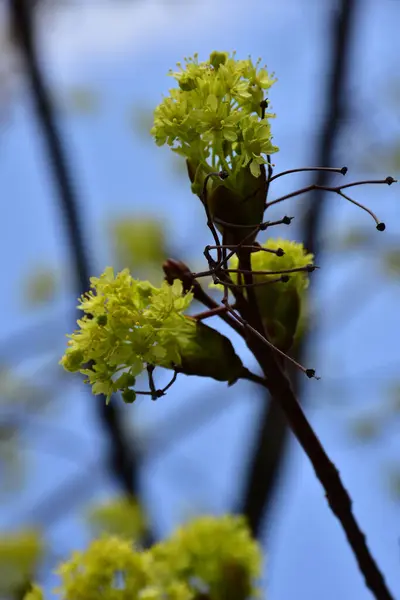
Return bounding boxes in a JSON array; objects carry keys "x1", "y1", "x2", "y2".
[{"x1": 209, "y1": 50, "x2": 229, "y2": 69}]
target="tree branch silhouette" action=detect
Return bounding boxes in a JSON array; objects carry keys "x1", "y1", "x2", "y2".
[{"x1": 9, "y1": 0, "x2": 153, "y2": 545}]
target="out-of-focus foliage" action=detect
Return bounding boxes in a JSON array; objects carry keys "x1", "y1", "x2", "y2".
[
  {"x1": 331, "y1": 226, "x2": 373, "y2": 251},
  {"x1": 86, "y1": 495, "x2": 147, "y2": 542},
  {"x1": 383, "y1": 249, "x2": 400, "y2": 277},
  {"x1": 57, "y1": 87, "x2": 99, "y2": 115},
  {"x1": 28, "y1": 515, "x2": 262, "y2": 600},
  {"x1": 107, "y1": 217, "x2": 167, "y2": 284},
  {"x1": 0, "y1": 364, "x2": 60, "y2": 493},
  {"x1": 386, "y1": 463, "x2": 400, "y2": 501},
  {"x1": 349, "y1": 413, "x2": 383, "y2": 442},
  {"x1": 23, "y1": 268, "x2": 59, "y2": 308},
  {"x1": 0, "y1": 529, "x2": 43, "y2": 598},
  {"x1": 0, "y1": 423, "x2": 25, "y2": 494},
  {"x1": 129, "y1": 105, "x2": 154, "y2": 138}
]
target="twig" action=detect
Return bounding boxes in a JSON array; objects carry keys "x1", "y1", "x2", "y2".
[
  {"x1": 224, "y1": 289, "x2": 392, "y2": 598},
  {"x1": 265, "y1": 179, "x2": 390, "y2": 230},
  {"x1": 270, "y1": 165, "x2": 348, "y2": 182}
]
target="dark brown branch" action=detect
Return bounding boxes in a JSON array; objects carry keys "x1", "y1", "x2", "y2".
[
  {"x1": 248, "y1": 332, "x2": 392, "y2": 599},
  {"x1": 9, "y1": 0, "x2": 153, "y2": 545},
  {"x1": 226, "y1": 284, "x2": 393, "y2": 599},
  {"x1": 237, "y1": 0, "x2": 361, "y2": 542}
]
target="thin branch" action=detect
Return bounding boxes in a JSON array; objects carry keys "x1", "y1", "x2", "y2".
[
  {"x1": 228, "y1": 281, "x2": 393, "y2": 599},
  {"x1": 238, "y1": 0, "x2": 368, "y2": 548},
  {"x1": 265, "y1": 179, "x2": 390, "y2": 230},
  {"x1": 270, "y1": 165, "x2": 348, "y2": 182}
]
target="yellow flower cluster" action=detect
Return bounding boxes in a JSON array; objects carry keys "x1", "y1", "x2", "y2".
[
  {"x1": 27, "y1": 515, "x2": 262, "y2": 600},
  {"x1": 152, "y1": 51, "x2": 278, "y2": 180},
  {"x1": 60, "y1": 269, "x2": 195, "y2": 403}
]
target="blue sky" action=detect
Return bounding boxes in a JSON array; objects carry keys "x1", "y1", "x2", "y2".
[{"x1": 1, "y1": 1, "x2": 400, "y2": 598}]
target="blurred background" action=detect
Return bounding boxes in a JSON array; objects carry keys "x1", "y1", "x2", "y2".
[{"x1": 0, "y1": 0, "x2": 399, "y2": 598}]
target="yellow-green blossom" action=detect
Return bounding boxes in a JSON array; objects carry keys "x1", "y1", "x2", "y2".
[
  {"x1": 60, "y1": 268, "x2": 244, "y2": 402},
  {"x1": 55, "y1": 536, "x2": 150, "y2": 600},
  {"x1": 60, "y1": 269, "x2": 194, "y2": 402},
  {"x1": 28, "y1": 515, "x2": 262, "y2": 600},
  {"x1": 87, "y1": 496, "x2": 147, "y2": 542},
  {"x1": 152, "y1": 51, "x2": 278, "y2": 180},
  {"x1": 151, "y1": 515, "x2": 262, "y2": 599}
]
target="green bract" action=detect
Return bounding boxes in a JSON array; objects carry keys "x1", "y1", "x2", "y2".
[{"x1": 211, "y1": 239, "x2": 314, "y2": 352}]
